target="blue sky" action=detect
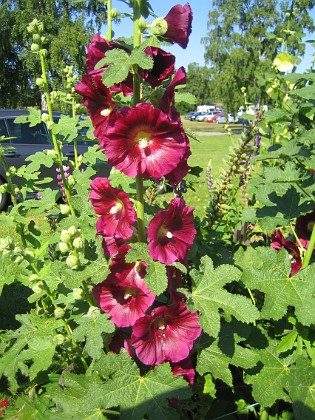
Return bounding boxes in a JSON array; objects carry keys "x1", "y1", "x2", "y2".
[{"x1": 106, "y1": 0, "x2": 315, "y2": 72}]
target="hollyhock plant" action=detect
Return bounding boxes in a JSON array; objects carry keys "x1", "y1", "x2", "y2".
[
  {"x1": 152, "y1": 3, "x2": 193, "y2": 49},
  {"x1": 295, "y1": 210, "x2": 315, "y2": 249},
  {"x1": 158, "y1": 66, "x2": 186, "y2": 122},
  {"x1": 130, "y1": 302, "x2": 201, "y2": 366},
  {"x1": 271, "y1": 230, "x2": 302, "y2": 276},
  {"x1": 93, "y1": 260, "x2": 155, "y2": 327},
  {"x1": 89, "y1": 177, "x2": 136, "y2": 239},
  {"x1": 98, "y1": 102, "x2": 188, "y2": 180},
  {"x1": 148, "y1": 197, "x2": 196, "y2": 264}
]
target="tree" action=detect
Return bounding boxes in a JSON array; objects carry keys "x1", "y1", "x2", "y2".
[
  {"x1": 203, "y1": 0, "x2": 315, "y2": 112},
  {"x1": 0, "y1": 0, "x2": 107, "y2": 109}
]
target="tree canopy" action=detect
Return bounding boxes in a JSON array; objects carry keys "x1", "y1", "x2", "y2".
[
  {"x1": 0, "y1": 0, "x2": 107, "y2": 108},
  {"x1": 203, "y1": 0, "x2": 315, "y2": 113}
]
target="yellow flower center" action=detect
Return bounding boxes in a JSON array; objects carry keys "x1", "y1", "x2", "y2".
[
  {"x1": 135, "y1": 131, "x2": 151, "y2": 149},
  {"x1": 100, "y1": 108, "x2": 111, "y2": 117},
  {"x1": 109, "y1": 201, "x2": 123, "y2": 214},
  {"x1": 123, "y1": 287, "x2": 137, "y2": 300},
  {"x1": 158, "y1": 224, "x2": 173, "y2": 239}
]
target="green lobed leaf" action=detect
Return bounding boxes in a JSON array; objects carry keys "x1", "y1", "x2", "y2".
[
  {"x1": 0, "y1": 254, "x2": 30, "y2": 294},
  {"x1": 94, "y1": 351, "x2": 191, "y2": 420},
  {"x1": 72, "y1": 311, "x2": 115, "y2": 360},
  {"x1": 286, "y1": 355, "x2": 315, "y2": 419},
  {"x1": 245, "y1": 342, "x2": 294, "y2": 408},
  {"x1": 146, "y1": 260, "x2": 168, "y2": 295},
  {"x1": 184, "y1": 256, "x2": 259, "y2": 337},
  {"x1": 197, "y1": 322, "x2": 260, "y2": 386},
  {"x1": 235, "y1": 247, "x2": 315, "y2": 325},
  {"x1": 101, "y1": 46, "x2": 153, "y2": 87}
]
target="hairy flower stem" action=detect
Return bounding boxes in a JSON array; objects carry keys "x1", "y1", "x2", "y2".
[
  {"x1": 133, "y1": 0, "x2": 146, "y2": 242},
  {"x1": 39, "y1": 52, "x2": 75, "y2": 217},
  {"x1": 106, "y1": 0, "x2": 112, "y2": 41},
  {"x1": 302, "y1": 222, "x2": 315, "y2": 269}
]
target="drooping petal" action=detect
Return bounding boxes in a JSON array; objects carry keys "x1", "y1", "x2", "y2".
[
  {"x1": 140, "y1": 47, "x2": 175, "y2": 88},
  {"x1": 163, "y1": 3, "x2": 193, "y2": 49}
]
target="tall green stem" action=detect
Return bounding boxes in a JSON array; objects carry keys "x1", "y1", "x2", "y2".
[
  {"x1": 302, "y1": 222, "x2": 315, "y2": 269},
  {"x1": 106, "y1": 0, "x2": 112, "y2": 41},
  {"x1": 133, "y1": 0, "x2": 146, "y2": 242},
  {"x1": 39, "y1": 52, "x2": 75, "y2": 216}
]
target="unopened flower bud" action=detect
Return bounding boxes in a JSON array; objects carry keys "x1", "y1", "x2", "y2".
[
  {"x1": 41, "y1": 113, "x2": 49, "y2": 122},
  {"x1": 72, "y1": 237, "x2": 84, "y2": 251},
  {"x1": 54, "y1": 307, "x2": 65, "y2": 319},
  {"x1": 67, "y1": 226, "x2": 78, "y2": 237},
  {"x1": 151, "y1": 17, "x2": 168, "y2": 36},
  {"x1": 29, "y1": 274, "x2": 39, "y2": 282},
  {"x1": 36, "y1": 77, "x2": 45, "y2": 87},
  {"x1": 66, "y1": 254, "x2": 79, "y2": 269},
  {"x1": 41, "y1": 49, "x2": 48, "y2": 57},
  {"x1": 60, "y1": 229, "x2": 71, "y2": 243},
  {"x1": 32, "y1": 282, "x2": 44, "y2": 293},
  {"x1": 73, "y1": 288, "x2": 84, "y2": 300},
  {"x1": 31, "y1": 43, "x2": 40, "y2": 52},
  {"x1": 60, "y1": 204, "x2": 70, "y2": 215},
  {"x1": 53, "y1": 334, "x2": 65, "y2": 345},
  {"x1": 58, "y1": 241, "x2": 70, "y2": 253}
]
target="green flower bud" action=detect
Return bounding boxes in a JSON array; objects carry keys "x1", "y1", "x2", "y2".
[
  {"x1": 0, "y1": 183, "x2": 8, "y2": 193},
  {"x1": 31, "y1": 43, "x2": 40, "y2": 52},
  {"x1": 151, "y1": 17, "x2": 168, "y2": 36},
  {"x1": 32, "y1": 282, "x2": 45, "y2": 293},
  {"x1": 41, "y1": 49, "x2": 48, "y2": 57},
  {"x1": 41, "y1": 113, "x2": 49, "y2": 122},
  {"x1": 54, "y1": 307, "x2": 65, "y2": 319},
  {"x1": 60, "y1": 229, "x2": 71, "y2": 243},
  {"x1": 59, "y1": 241, "x2": 70, "y2": 253},
  {"x1": 36, "y1": 77, "x2": 45, "y2": 87},
  {"x1": 66, "y1": 254, "x2": 79, "y2": 269},
  {"x1": 60, "y1": 204, "x2": 70, "y2": 215},
  {"x1": 32, "y1": 33, "x2": 41, "y2": 42},
  {"x1": 68, "y1": 226, "x2": 78, "y2": 237},
  {"x1": 67, "y1": 175, "x2": 75, "y2": 187},
  {"x1": 46, "y1": 149, "x2": 57, "y2": 157},
  {"x1": 73, "y1": 288, "x2": 84, "y2": 300},
  {"x1": 72, "y1": 237, "x2": 84, "y2": 251},
  {"x1": 29, "y1": 274, "x2": 39, "y2": 282},
  {"x1": 40, "y1": 36, "x2": 46, "y2": 43},
  {"x1": 53, "y1": 334, "x2": 65, "y2": 345}
]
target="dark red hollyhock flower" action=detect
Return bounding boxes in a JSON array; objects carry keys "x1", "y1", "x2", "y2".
[
  {"x1": 75, "y1": 70, "x2": 116, "y2": 136},
  {"x1": 140, "y1": 47, "x2": 175, "y2": 88},
  {"x1": 93, "y1": 260, "x2": 155, "y2": 327},
  {"x1": 158, "y1": 66, "x2": 186, "y2": 122},
  {"x1": 163, "y1": 3, "x2": 193, "y2": 49},
  {"x1": 171, "y1": 357, "x2": 195, "y2": 385},
  {"x1": 86, "y1": 34, "x2": 133, "y2": 96},
  {"x1": 148, "y1": 197, "x2": 196, "y2": 264},
  {"x1": 98, "y1": 103, "x2": 187, "y2": 179},
  {"x1": 130, "y1": 302, "x2": 201, "y2": 365},
  {"x1": 295, "y1": 210, "x2": 315, "y2": 249},
  {"x1": 165, "y1": 141, "x2": 191, "y2": 186},
  {"x1": 90, "y1": 177, "x2": 136, "y2": 239},
  {"x1": 271, "y1": 230, "x2": 302, "y2": 276}
]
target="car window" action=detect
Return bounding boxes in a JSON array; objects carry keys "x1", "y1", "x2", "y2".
[
  {"x1": 6, "y1": 118, "x2": 50, "y2": 145},
  {"x1": 0, "y1": 119, "x2": 9, "y2": 139}
]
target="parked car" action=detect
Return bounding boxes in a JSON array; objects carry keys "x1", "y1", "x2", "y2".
[
  {"x1": 195, "y1": 112, "x2": 209, "y2": 122},
  {"x1": 184, "y1": 111, "x2": 196, "y2": 120},
  {"x1": 0, "y1": 109, "x2": 109, "y2": 211},
  {"x1": 189, "y1": 111, "x2": 206, "y2": 121},
  {"x1": 205, "y1": 111, "x2": 223, "y2": 123},
  {"x1": 216, "y1": 113, "x2": 236, "y2": 124}
]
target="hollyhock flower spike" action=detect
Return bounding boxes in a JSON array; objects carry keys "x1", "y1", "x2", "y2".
[
  {"x1": 271, "y1": 230, "x2": 302, "y2": 276},
  {"x1": 148, "y1": 197, "x2": 196, "y2": 264},
  {"x1": 295, "y1": 210, "x2": 315, "y2": 249},
  {"x1": 93, "y1": 260, "x2": 155, "y2": 327},
  {"x1": 89, "y1": 177, "x2": 136, "y2": 239},
  {"x1": 130, "y1": 302, "x2": 201, "y2": 365},
  {"x1": 151, "y1": 3, "x2": 193, "y2": 49},
  {"x1": 98, "y1": 103, "x2": 188, "y2": 180}
]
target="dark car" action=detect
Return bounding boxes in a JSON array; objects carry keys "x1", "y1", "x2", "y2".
[{"x1": 0, "y1": 109, "x2": 108, "y2": 211}]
